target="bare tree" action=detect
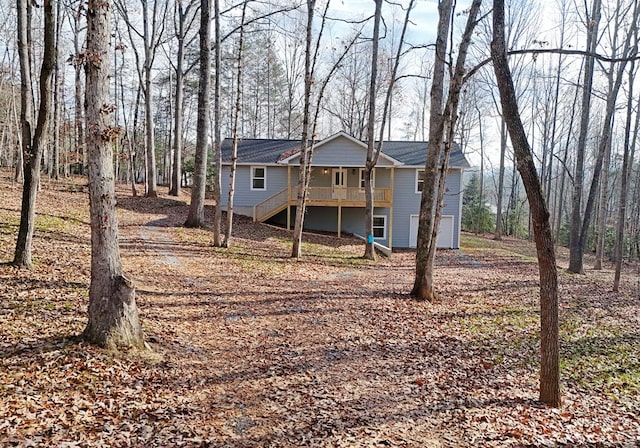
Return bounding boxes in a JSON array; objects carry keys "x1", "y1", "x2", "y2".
[
  {"x1": 571, "y1": 0, "x2": 639, "y2": 273},
  {"x1": 184, "y1": 0, "x2": 211, "y2": 227},
  {"x1": 83, "y1": 0, "x2": 143, "y2": 348},
  {"x1": 491, "y1": 0, "x2": 560, "y2": 407},
  {"x1": 614, "y1": 53, "x2": 640, "y2": 291},
  {"x1": 567, "y1": 0, "x2": 601, "y2": 273},
  {"x1": 115, "y1": 0, "x2": 168, "y2": 198},
  {"x1": 291, "y1": 0, "x2": 321, "y2": 258},
  {"x1": 363, "y1": 0, "x2": 415, "y2": 260},
  {"x1": 13, "y1": 0, "x2": 56, "y2": 269},
  {"x1": 362, "y1": 0, "x2": 383, "y2": 260},
  {"x1": 224, "y1": 1, "x2": 248, "y2": 247},
  {"x1": 168, "y1": 0, "x2": 199, "y2": 197},
  {"x1": 411, "y1": 0, "x2": 482, "y2": 301}
]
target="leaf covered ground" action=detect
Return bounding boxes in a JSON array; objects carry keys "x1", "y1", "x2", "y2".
[{"x1": 1, "y1": 174, "x2": 639, "y2": 447}]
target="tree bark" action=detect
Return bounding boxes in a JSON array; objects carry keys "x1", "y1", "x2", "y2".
[
  {"x1": 83, "y1": 0, "x2": 143, "y2": 349},
  {"x1": 411, "y1": 0, "x2": 452, "y2": 300},
  {"x1": 491, "y1": 0, "x2": 560, "y2": 407},
  {"x1": 185, "y1": 0, "x2": 211, "y2": 228}
]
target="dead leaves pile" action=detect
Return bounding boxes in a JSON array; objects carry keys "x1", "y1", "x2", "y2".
[{"x1": 0, "y1": 174, "x2": 639, "y2": 447}]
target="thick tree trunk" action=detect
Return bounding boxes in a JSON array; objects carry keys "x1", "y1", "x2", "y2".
[
  {"x1": 185, "y1": 0, "x2": 211, "y2": 228},
  {"x1": 412, "y1": 0, "x2": 481, "y2": 301},
  {"x1": 411, "y1": 0, "x2": 452, "y2": 301},
  {"x1": 492, "y1": 0, "x2": 560, "y2": 407},
  {"x1": 83, "y1": 0, "x2": 143, "y2": 348}
]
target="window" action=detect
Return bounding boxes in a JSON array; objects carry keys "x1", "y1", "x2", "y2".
[
  {"x1": 373, "y1": 215, "x2": 387, "y2": 239},
  {"x1": 251, "y1": 166, "x2": 266, "y2": 190},
  {"x1": 416, "y1": 169, "x2": 425, "y2": 193},
  {"x1": 359, "y1": 168, "x2": 375, "y2": 189}
]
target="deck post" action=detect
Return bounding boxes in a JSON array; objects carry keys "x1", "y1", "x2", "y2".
[
  {"x1": 338, "y1": 205, "x2": 342, "y2": 238},
  {"x1": 287, "y1": 165, "x2": 291, "y2": 230}
]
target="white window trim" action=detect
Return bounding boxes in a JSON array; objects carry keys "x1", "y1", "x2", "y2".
[
  {"x1": 373, "y1": 214, "x2": 387, "y2": 240},
  {"x1": 250, "y1": 166, "x2": 267, "y2": 191},
  {"x1": 359, "y1": 168, "x2": 375, "y2": 189},
  {"x1": 415, "y1": 169, "x2": 425, "y2": 194}
]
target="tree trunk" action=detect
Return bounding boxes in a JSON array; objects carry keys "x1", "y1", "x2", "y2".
[
  {"x1": 412, "y1": 0, "x2": 480, "y2": 300},
  {"x1": 594, "y1": 129, "x2": 612, "y2": 270},
  {"x1": 224, "y1": 2, "x2": 247, "y2": 248},
  {"x1": 291, "y1": 0, "x2": 316, "y2": 259},
  {"x1": 614, "y1": 59, "x2": 639, "y2": 291},
  {"x1": 72, "y1": 7, "x2": 85, "y2": 176},
  {"x1": 143, "y1": 67, "x2": 158, "y2": 197},
  {"x1": 576, "y1": 1, "x2": 638, "y2": 272},
  {"x1": 212, "y1": 0, "x2": 223, "y2": 246},
  {"x1": 83, "y1": 0, "x2": 143, "y2": 349},
  {"x1": 568, "y1": 0, "x2": 601, "y2": 273},
  {"x1": 491, "y1": 0, "x2": 560, "y2": 407},
  {"x1": 14, "y1": 0, "x2": 55, "y2": 269},
  {"x1": 494, "y1": 118, "x2": 506, "y2": 240},
  {"x1": 363, "y1": 0, "x2": 383, "y2": 261},
  {"x1": 185, "y1": 0, "x2": 211, "y2": 228},
  {"x1": 169, "y1": 1, "x2": 189, "y2": 197},
  {"x1": 411, "y1": 0, "x2": 452, "y2": 300}
]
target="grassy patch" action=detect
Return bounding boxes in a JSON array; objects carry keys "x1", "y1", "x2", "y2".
[
  {"x1": 35, "y1": 214, "x2": 67, "y2": 232},
  {"x1": 460, "y1": 233, "x2": 501, "y2": 249}
]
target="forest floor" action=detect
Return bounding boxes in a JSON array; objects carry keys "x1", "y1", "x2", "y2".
[{"x1": 0, "y1": 173, "x2": 639, "y2": 447}]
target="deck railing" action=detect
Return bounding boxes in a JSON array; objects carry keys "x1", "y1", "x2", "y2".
[
  {"x1": 306, "y1": 187, "x2": 390, "y2": 203},
  {"x1": 253, "y1": 186, "x2": 392, "y2": 222},
  {"x1": 253, "y1": 188, "x2": 289, "y2": 221}
]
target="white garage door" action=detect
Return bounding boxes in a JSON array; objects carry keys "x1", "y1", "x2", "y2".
[{"x1": 409, "y1": 215, "x2": 454, "y2": 248}]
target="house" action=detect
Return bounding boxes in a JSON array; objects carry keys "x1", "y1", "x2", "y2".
[{"x1": 220, "y1": 131, "x2": 470, "y2": 250}]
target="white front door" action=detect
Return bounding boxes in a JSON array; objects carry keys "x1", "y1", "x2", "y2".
[
  {"x1": 409, "y1": 214, "x2": 454, "y2": 248},
  {"x1": 332, "y1": 168, "x2": 346, "y2": 199}
]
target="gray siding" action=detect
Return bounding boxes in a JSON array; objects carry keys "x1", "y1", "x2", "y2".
[
  {"x1": 220, "y1": 165, "x2": 289, "y2": 208},
  {"x1": 391, "y1": 167, "x2": 463, "y2": 248},
  {"x1": 291, "y1": 139, "x2": 395, "y2": 167}
]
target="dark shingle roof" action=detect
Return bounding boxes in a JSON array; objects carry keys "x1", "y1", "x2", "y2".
[
  {"x1": 221, "y1": 136, "x2": 470, "y2": 168},
  {"x1": 221, "y1": 139, "x2": 300, "y2": 164},
  {"x1": 381, "y1": 141, "x2": 470, "y2": 168}
]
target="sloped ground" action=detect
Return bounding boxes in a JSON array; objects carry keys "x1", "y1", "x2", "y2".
[{"x1": 0, "y1": 174, "x2": 639, "y2": 447}]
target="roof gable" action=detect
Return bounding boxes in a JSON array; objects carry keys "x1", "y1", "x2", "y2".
[{"x1": 279, "y1": 132, "x2": 401, "y2": 166}]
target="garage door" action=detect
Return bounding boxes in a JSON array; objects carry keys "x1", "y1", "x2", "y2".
[{"x1": 409, "y1": 215, "x2": 454, "y2": 248}]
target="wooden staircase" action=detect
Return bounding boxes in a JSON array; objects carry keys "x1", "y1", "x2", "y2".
[{"x1": 253, "y1": 188, "x2": 289, "y2": 222}]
